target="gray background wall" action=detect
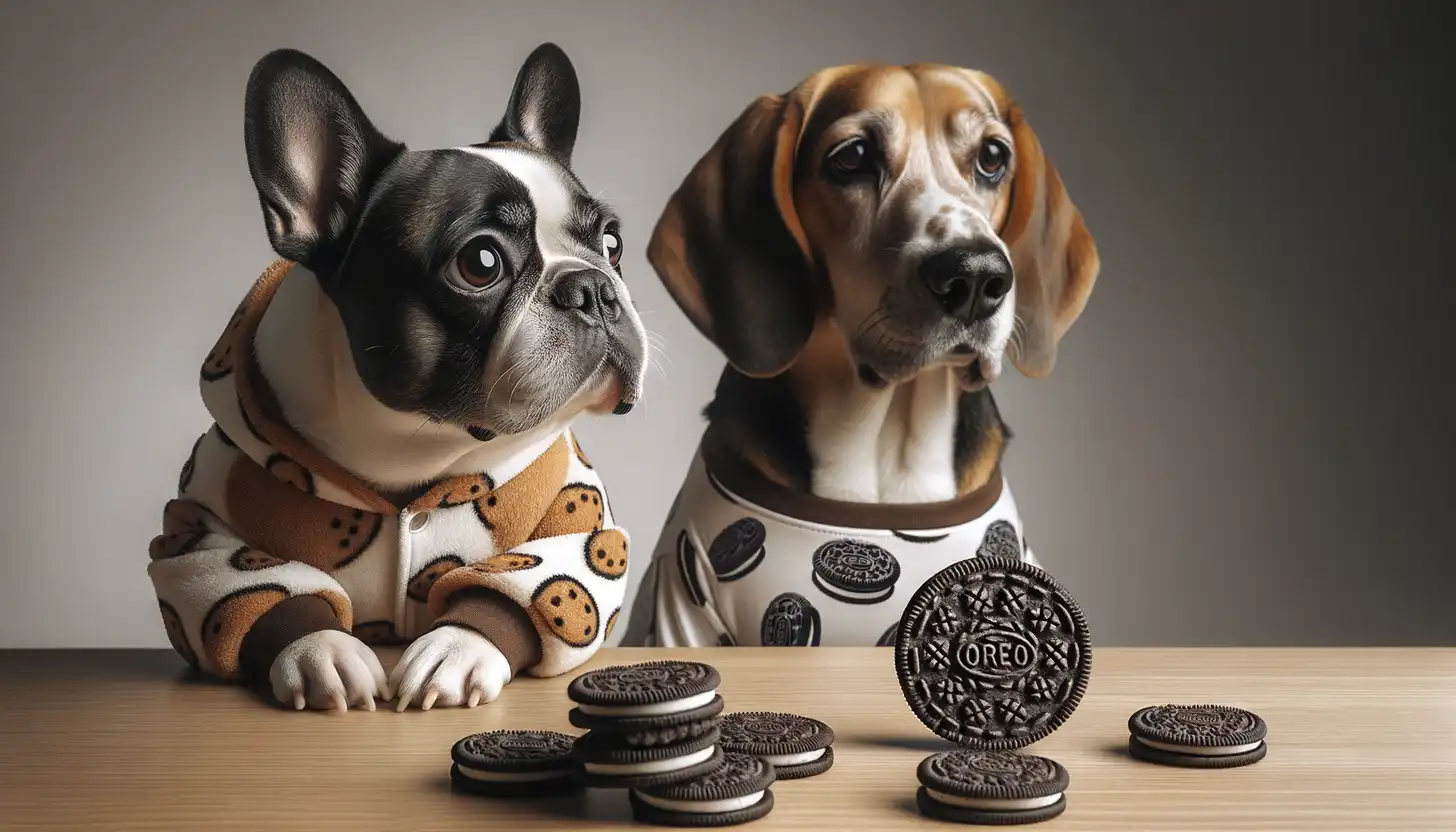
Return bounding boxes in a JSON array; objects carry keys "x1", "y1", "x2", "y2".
[{"x1": 2, "y1": 0, "x2": 1451, "y2": 649}]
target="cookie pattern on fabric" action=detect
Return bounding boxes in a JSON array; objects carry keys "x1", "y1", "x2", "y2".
[
  {"x1": 228, "y1": 547, "x2": 287, "y2": 571},
  {"x1": 408, "y1": 555, "x2": 466, "y2": 602},
  {"x1": 224, "y1": 455, "x2": 384, "y2": 572},
  {"x1": 605, "y1": 607, "x2": 621, "y2": 641},
  {"x1": 761, "y1": 592, "x2": 821, "y2": 646},
  {"x1": 418, "y1": 473, "x2": 494, "y2": 509},
  {"x1": 584, "y1": 528, "x2": 629, "y2": 580},
  {"x1": 470, "y1": 553, "x2": 544, "y2": 574},
  {"x1": 531, "y1": 484, "x2": 605, "y2": 539},
  {"x1": 532, "y1": 576, "x2": 600, "y2": 648},
  {"x1": 708, "y1": 518, "x2": 767, "y2": 582},
  {"x1": 479, "y1": 435, "x2": 573, "y2": 550},
  {"x1": 158, "y1": 599, "x2": 199, "y2": 668},
  {"x1": 811, "y1": 539, "x2": 901, "y2": 605},
  {"x1": 677, "y1": 531, "x2": 708, "y2": 606},
  {"x1": 200, "y1": 584, "x2": 289, "y2": 679},
  {"x1": 149, "y1": 499, "x2": 215, "y2": 561}
]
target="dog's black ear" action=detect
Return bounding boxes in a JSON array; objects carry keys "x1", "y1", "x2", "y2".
[
  {"x1": 244, "y1": 49, "x2": 404, "y2": 276},
  {"x1": 646, "y1": 92, "x2": 819, "y2": 378},
  {"x1": 488, "y1": 43, "x2": 580, "y2": 165}
]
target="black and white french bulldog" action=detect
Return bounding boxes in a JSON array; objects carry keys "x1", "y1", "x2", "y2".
[{"x1": 149, "y1": 43, "x2": 647, "y2": 711}]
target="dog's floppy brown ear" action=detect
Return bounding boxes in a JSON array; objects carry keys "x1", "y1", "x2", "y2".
[
  {"x1": 987, "y1": 84, "x2": 1100, "y2": 378},
  {"x1": 647, "y1": 91, "x2": 819, "y2": 378}
]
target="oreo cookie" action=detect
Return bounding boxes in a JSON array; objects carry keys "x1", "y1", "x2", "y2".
[
  {"x1": 915, "y1": 749, "x2": 1068, "y2": 825},
  {"x1": 719, "y1": 711, "x2": 836, "y2": 780},
  {"x1": 707, "y1": 518, "x2": 766, "y2": 582},
  {"x1": 630, "y1": 752, "x2": 775, "y2": 827},
  {"x1": 895, "y1": 557, "x2": 1091, "y2": 749},
  {"x1": 569, "y1": 660, "x2": 721, "y2": 717},
  {"x1": 677, "y1": 531, "x2": 709, "y2": 607},
  {"x1": 1128, "y1": 704, "x2": 1268, "y2": 768},
  {"x1": 811, "y1": 539, "x2": 901, "y2": 605},
  {"x1": 449, "y1": 730, "x2": 578, "y2": 797},
  {"x1": 977, "y1": 520, "x2": 1023, "y2": 560},
  {"x1": 569, "y1": 692, "x2": 725, "y2": 748},
  {"x1": 572, "y1": 728, "x2": 725, "y2": 789},
  {"x1": 760, "y1": 592, "x2": 821, "y2": 646}
]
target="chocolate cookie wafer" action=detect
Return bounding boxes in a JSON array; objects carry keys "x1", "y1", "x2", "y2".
[
  {"x1": 572, "y1": 728, "x2": 725, "y2": 789},
  {"x1": 569, "y1": 693, "x2": 724, "y2": 748},
  {"x1": 449, "y1": 730, "x2": 579, "y2": 797},
  {"x1": 630, "y1": 752, "x2": 776, "y2": 827},
  {"x1": 1127, "y1": 704, "x2": 1268, "y2": 768},
  {"x1": 718, "y1": 712, "x2": 835, "y2": 780},
  {"x1": 895, "y1": 557, "x2": 1091, "y2": 749},
  {"x1": 915, "y1": 749, "x2": 1068, "y2": 825}
]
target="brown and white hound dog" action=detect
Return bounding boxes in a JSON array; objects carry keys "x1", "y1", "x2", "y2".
[{"x1": 622, "y1": 62, "x2": 1099, "y2": 648}]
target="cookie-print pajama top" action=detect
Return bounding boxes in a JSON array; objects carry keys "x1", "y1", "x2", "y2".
[
  {"x1": 620, "y1": 439, "x2": 1034, "y2": 648},
  {"x1": 148, "y1": 261, "x2": 628, "y2": 683}
]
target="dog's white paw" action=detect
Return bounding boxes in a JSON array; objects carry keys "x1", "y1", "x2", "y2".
[
  {"x1": 388, "y1": 625, "x2": 511, "y2": 712},
  {"x1": 269, "y1": 630, "x2": 388, "y2": 713}
]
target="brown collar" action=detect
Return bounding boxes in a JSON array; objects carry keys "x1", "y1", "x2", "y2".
[{"x1": 701, "y1": 437, "x2": 1003, "y2": 531}]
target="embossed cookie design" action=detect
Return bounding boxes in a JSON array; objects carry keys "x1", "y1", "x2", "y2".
[
  {"x1": 265, "y1": 454, "x2": 315, "y2": 494},
  {"x1": 149, "y1": 500, "x2": 215, "y2": 561},
  {"x1": 352, "y1": 621, "x2": 402, "y2": 646},
  {"x1": 533, "y1": 484, "x2": 605, "y2": 538},
  {"x1": 585, "y1": 528, "x2": 629, "y2": 580},
  {"x1": 201, "y1": 302, "x2": 247, "y2": 381},
  {"x1": 408, "y1": 555, "x2": 466, "y2": 602},
  {"x1": 471, "y1": 553, "x2": 544, "y2": 574},
  {"x1": 531, "y1": 576, "x2": 600, "y2": 648},
  {"x1": 202, "y1": 584, "x2": 288, "y2": 679},
  {"x1": 228, "y1": 547, "x2": 286, "y2": 571},
  {"x1": 895, "y1": 558, "x2": 1091, "y2": 750},
  {"x1": 158, "y1": 599, "x2": 198, "y2": 668},
  {"x1": 976, "y1": 520, "x2": 1022, "y2": 560}
]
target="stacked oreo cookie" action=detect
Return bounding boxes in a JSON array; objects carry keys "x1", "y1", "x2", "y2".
[{"x1": 568, "y1": 660, "x2": 727, "y2": 789}]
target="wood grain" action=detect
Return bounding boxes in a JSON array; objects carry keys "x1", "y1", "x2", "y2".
[{"x1": 1, "y1": 648, "x2": 1453, "y2": 831}]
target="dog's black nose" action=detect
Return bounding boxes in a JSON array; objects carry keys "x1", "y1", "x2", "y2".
[
  {"x1": 919, "y1": 243, "x2": 1013, "y2": 321},
  {"x1": 551, "y1": 270, "x2": 622, "y2": 325}
]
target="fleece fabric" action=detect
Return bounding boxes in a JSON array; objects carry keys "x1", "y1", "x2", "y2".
[{"x1": 148, "y1": 260, "x2": 628, "y2": 683}]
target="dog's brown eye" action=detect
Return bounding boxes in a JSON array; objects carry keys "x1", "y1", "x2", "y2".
[
  {"x1": 454, "y1": 238, "x2": 504, "y2": 290},
  {"x1": 976, "y1": 139, "x2": 1009, "y2": 182},
  {"x1": 828, "y1": 138, "x2": 872, "y2": 176},
  {"x1": 603, "y1": 225, "x2": 623, "y2": 267}
]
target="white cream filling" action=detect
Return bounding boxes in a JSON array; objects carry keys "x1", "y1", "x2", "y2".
[
  {"x1": 1136, "y1": 737, "x2": 1264, "y2": 756},
  {"x1": 456, "y1": 766, "x2": 570, "y2": 783},
  {"x1": 634, "y1": 790, "x2": 765, "y2": 814},
  {"x1": 577, "y1": 689, "x2": 718, "y2": 718},
  {"x1": 927, "y1": 790, "x2": 1063, "y2": 811},
  {"x1": 814, "y1": 575, "x2": 889, "y2": 600},
  {"x1": 584, "y1": 745, "x2": 716, "y2": 776},
  {"x1": 763, "y1": 748, "x2": 825, "y2": 766}
]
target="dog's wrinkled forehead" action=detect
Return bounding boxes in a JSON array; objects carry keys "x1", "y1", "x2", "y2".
[{"x1": 464, "y1": 146, "x2": 607, "y2": 265}]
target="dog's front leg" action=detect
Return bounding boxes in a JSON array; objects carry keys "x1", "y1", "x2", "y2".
[{"x1": 387, "y1": 625, "x2": 512, "y2": 711}]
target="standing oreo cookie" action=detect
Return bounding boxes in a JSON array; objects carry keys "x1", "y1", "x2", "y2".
[
  {"x1": 760, "y1": 592, "x2": 821, "y2": 646},
  {"x1": 707, "y1": 518, "x2": 766, "y2": 582},
  {"x1": 630, "y1": 752, "x2": 776, "y2": 827},
  {"x1": 811, "y1": 539, "x2": 901, "y2": 605},
  {"x1": 895, "y1": 557, "x2": 1091, "y2": 749},
  {"x1": 915, "y1": 749, "x2": 1068, "y2": 825},
  {"x1": 449, "y1": 730, "x2": 578, "y2": 797},
  {"x1": 1128, "y1": 704, "x2": 1268, "y2": 768},
  {"x1": 719, "y1": 712, "x2": 836, "y2": 780},
  {"x1": 977, "y1": 520, "x2": 1023, "y2": 560}
]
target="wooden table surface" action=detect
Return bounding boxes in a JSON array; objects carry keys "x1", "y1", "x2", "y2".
[{"x1": 1, "y1": 647, "x2": 1453, "y2": 831}]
